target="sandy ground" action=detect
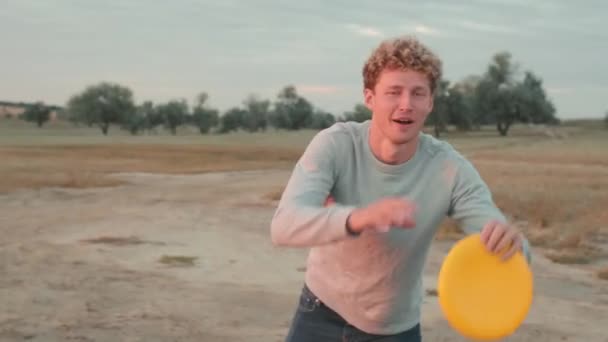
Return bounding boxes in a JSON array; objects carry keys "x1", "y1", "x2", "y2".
[{"x1": 1, "y1": 170, "x2": 607, "y2": 342}]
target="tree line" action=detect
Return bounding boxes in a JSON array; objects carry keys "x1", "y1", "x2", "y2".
[{"x1": 17, "y1": 51, "x2": 569, "y2": 137}]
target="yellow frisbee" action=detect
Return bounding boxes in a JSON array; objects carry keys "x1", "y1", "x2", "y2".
[{"x1": 437, "y1": 233, "x2": 533, "y2": 341}]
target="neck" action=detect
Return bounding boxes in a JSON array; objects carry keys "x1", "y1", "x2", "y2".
[{"x1": 368, "y1": 125, "x2": 419, "y2": 165}]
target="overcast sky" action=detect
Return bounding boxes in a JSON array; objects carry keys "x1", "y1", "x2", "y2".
[{"x1": 1, "y1": 0, "x2": 606, "y2": 119}]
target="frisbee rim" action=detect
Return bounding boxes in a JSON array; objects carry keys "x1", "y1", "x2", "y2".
[{"x1": 437, "y1": 233, "x2": 534, "y2": 340}]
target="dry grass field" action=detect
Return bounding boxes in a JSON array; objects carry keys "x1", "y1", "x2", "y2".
[
  {"x1": 1, "y1": 118, "x2": 607, "y2": 341},
  {"x1": 2, "y1": 120, "x2": 607, "y2": 268}
]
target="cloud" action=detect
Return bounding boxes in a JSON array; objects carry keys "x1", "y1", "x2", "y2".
[
  {"x1": 414, "y1": 25, "x2": 441, "y2": 36},
  {"x1": 346, "y1": 24, "x2": 383, "y2": 37},
  {"x1": 458, "y1": 20, "x2": 520, "y2": 34},
  {"x1": 473, "y1": 0, "x2": 562, "y2": 10},
  {"x1": 298, "y1": 85, "x2": 341, "y2": 95},
  {"x1": 399, "y1": 23, "x2": 446, "y2": 38},
  {"x1": 546, "y1": 87, "x2": 574, "y2": 95},
  {"x1": 547, "y1": 86, "x2": 608, "y2": 95}
]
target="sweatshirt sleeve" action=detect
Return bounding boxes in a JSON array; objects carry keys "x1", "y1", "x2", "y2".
[
  {"x1": 270, "y1": 128, "x2": 358, "y2": 247},
  {"x1": 448, "y1": 155, "x2": 532, "y2": 264}
]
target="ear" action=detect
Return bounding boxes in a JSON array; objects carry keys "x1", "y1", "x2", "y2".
[{"x1": 364, "y1": 88, "x2": 375, "y2": 111}]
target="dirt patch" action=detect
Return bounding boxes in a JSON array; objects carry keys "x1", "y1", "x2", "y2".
[
  {"x1": 1, "y1": 170, "x2": 607, "y2": 341},
  {"x1": 80, "y1": 236, "x2": 148, "y2": 246},
  {"x1": 545, "y1": 249, "x2": 595, "y2": 265},
  {"x1": 262, "y1": 188, "x2": 284, "y2": 202},
  {"x1": 425, "y1": 288, "x2": 438, "y2": 297},
  {"x1": 158, "y1": 255, "x2": 198, "y2": 267}
]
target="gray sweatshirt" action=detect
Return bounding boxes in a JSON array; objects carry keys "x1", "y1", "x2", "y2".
[{"x1": 270, "y1": 120, "x2": 531, "y2": 335}]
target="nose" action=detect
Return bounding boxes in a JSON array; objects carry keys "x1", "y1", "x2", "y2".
[{"x1": 398, "y1": 93, "x2": 413, "y2": 112}]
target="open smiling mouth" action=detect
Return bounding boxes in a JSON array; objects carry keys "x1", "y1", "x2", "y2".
[{"x1": 393, "y1": 118, "x2": 415, "y2": 125}]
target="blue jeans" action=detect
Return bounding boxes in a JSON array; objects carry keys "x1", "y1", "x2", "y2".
[{"x1": 285, "y1": 284, "x2": 422, "y2": 342}]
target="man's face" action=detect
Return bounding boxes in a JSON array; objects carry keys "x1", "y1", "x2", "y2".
[{"x1": 364, "y1": 68, "x2": 434, "y2": 145}]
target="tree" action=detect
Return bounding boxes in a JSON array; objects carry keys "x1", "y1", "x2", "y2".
[
  {"x1": 428, "y1": 80, "x2": 450, "y2": 137},
  {"x1": 515, "y1": 72, "x2": 558, "y2": 125},
  {"x1": 191, "y1": 93, "x2": 219, "y2": 134},
  {"x1": 21, "y1": 101, "x2": 51, "y2": 127},
  {"x1": 220, "y1": 107, "x2": 246, "y2": 133},
  {"x1": 242, "y1": 95, "x2": 270, "y2": 132},
  {"x1": 604, "y1": 111, "x2": 608, "y2": 129},
  {"x1": 445, "y1": 85, "x2": 472, "y2": 131},
  {"x1": 426, "y1": 79, "x2": 473, "y2": 137},
  {"x1": 309, "y1": 110, "x2": 336, "y2": 129},
  {"x1": 270, "y1": 86, "x2": 313, "y2": 130},
  {"x1": 138, "y1": 101, "x2": 164, "y2": 133},
  {"x1": 475, "y1": 52, "x2": 519, "y2": 135},
  {"x1": 122, "y1": 112, "x2": 145, "y2": 135},
  {"x1": 342, "y1": 104, "x2": 372, "y2": 122},
  {"x1": 450, "y1": 77, "x2": 480, "y2": 130},
  {"x1": 156, "y1": 99, "x2": 188, "y2": 135},
  {"x1": 122, "y1": 102, "x2": 154, "y2": 135},
  {"x1": 495, "y1": 84, "x2": 520, "y2": 136},
  {"x1": 475, "y1": 52, "x2": 558, "y2": 136},
  {"x1": 65, "y1": 82, "x2": 136, "y2": 135}
]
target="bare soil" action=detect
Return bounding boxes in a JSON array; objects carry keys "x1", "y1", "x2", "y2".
[{"x1": 1, "y1": 170, "x2": 607, "y2": 341}]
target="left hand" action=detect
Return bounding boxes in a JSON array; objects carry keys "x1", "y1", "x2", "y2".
[{"x1": 481, "y1": 220, "x2": 523, "y2": 261}]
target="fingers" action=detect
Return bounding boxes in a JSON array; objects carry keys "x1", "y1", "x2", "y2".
[
  {"x1": 371, "y1": 211, "x2": 398, "y2": 233},
  {"x1": 396, "y1": 207, "x2": 416, "y2": 228},
  {"x1": 485, "y1": 222, "x2": 506, "y2": 253},
  {"x1": 369, "y1": 198, "x2": 417, "y2": 232},
  {"x1": 377, "y1": 225, "x2": 391, "y2": 233},
  {"x1": 495, "y1": 228, "x2": 517, "y2": 254},
  {"x1": 480, "y1": 222, "x2": 494, "y2": 245},
  {"x1": 376, "y1": 212, "x2": 409, "y2": 233},
  {"x1": 398, "y1": 198, "x2": 416, "y2": 225},
  {"x1": 501, "y1": 237, "x2": 522, "y2": 261},
  {"x1": 482, "y1": 222, "x2": 523, "y2": 261}
]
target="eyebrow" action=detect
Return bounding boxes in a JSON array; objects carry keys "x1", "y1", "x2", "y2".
[
  {"x1": 412, "y1": 86, "x2": 428, "y2": 92},
  {"x1": 386, "y1": 85, "x2": 428, "y2": 92}
]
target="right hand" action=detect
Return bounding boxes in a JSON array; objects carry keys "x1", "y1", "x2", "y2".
[{"x1": 347, "y1": 197, "x2": 417, "y2": 233}]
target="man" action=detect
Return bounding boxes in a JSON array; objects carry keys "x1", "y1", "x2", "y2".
[{"x1": 270, "y1": 35, "x2": 531, "y2": 342}]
